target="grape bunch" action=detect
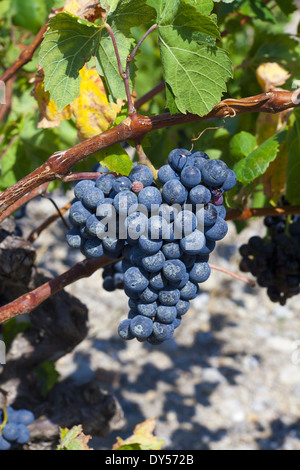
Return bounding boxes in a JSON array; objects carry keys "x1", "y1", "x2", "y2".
[
  {"x1": 239, "y1": 214, "x2": 300, "y2": 305},
  {"x1": 0, "y1": 406, "x2": 34, "y2": 450},
  {"x1": 66, "y1": 148, "x2": 236, "y2": 345},
  {"x1": 102, "y1": 260, "x2": 124, "y2": 292}
]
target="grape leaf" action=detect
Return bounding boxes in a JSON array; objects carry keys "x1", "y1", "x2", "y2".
[
  {"x1": 109, "y1": 0, "x2": 156, "y2": 33},
  {"x1": 234, "y1": 130, "x2": 287, "y2": 184},
  {"x1": 159, "y1": 31, "x2": 231, "y2": 115},
  {"x1": 97, "y1": 144, "x2": 134, "y2": 175},
  {"x1": 183, "y1": 0, "x2": 214, "y2": 15},
  {"x1": 156, "y1": 2, "x2": 231, "y2": 116},
  {"x1": 286, "y1": 110, "x2": 300, "y2": 205},
  {"x1": 230, "y1": 131, "x2": 257, "y2": 161},
  {"x1": 99, "y1": 0, "x2": 120, "y2": 14},
  {"x1": 274, "y1": 0, "x2": 297, "y2": 16},
  {"x1": 39, "y1": 12, "x2": 101, "y2": 111},
  {"x1": 95, "y1": 28, "x2": 135, "y2": 101},
  {"x1": 146, "y1": 0, "x2": 181, "y2": 25},
  {"x1": 113, "y1": 418, "x2": 165, "y2": 450},
  {"x1": 57, "y1": 426, "x2": 92, "y2": 451}
]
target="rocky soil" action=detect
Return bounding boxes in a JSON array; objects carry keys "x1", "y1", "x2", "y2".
[{"x1": 14, "y1": 192, "x2": 300, "y2": 451}]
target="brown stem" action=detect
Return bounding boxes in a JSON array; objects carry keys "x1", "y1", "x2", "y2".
[
  {"x1": 0, "y1": 76, "x2": 16, "y2": 122},
  {"x1": 209, "y1": 264, "x2": 256, "y2": 287},
  {"x1": 27, "y1": 201, "x2": 72, "y2": 243},
  {"x1": 0, "y1": 11, "x2": 59, "y2": 84},
  {"x1": 135, "y1": 81, "x2": 166, "y2": 110},
  {"x1": 0, "y1": 255, "x2": 113, "y2": 323},
  {"x1": 0, "y1": 90, "x2": 299, "y2": 216}
]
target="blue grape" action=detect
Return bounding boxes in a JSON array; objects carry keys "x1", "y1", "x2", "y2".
[
  {"x1": 188, "y1": 185, "x2": 211, "y2": 205},
  {"x1": 95, "y1": 173, "x2": 115, "y2": 194},
  {"x1": 82, "y1": 238, "x2": 104, "y2": 258},
  {"x1": 66, "y1": 227, "x2": 82, "y2": 249},
  {"x1": 176, "y1": 299, "x2": 190, "y2": 316},
  {"x1": 162, "y1": 180, "x2": 187, "y2": 205},
  {"x1": 174, "y1": 210, "x2": 197, "y2": 236},
  {"x1": 137, "y1": 301, "x2": 157, "y2": 317},
  {"x1": 221, "y1": 169, "x2": 237, "y2": 191},
  {"x1": 142, "y1": 250, "x2": 166, "y2": 272},
  {"x1": 74, "y1": 179, "x2": 95, "y2": 200},
  {"x1": 124, "y1": 267, "x2": 149, "y2": 292},
  {"x1": 162, "y1": 241, "x2": 182, "y2": 260},
  {"x1": 130, "y1": 315, "x2": 154, "y2": 339},
  {"x1": 180, "y1": 166, "x2": 201, "y2": 188},
  {"x1": 138, "y1": 234, "x2": 163, "y2": 254},
  {"x1": 148, "y1": 215, "x2": 169, "y2": 240},
  {"x1": 118, "y1": 319, "x2": 134, "y2": 340},
  {"x1": 69, "y1": 201, "x2": 91, "y2": 226},
  {"x1": 0, "y1": 436, "x2": 11, "y2": 450},
  {"x1": 157, "y1": 165, "x2": 179, "y2": 184},
  {"x1": 113, "y1": 191, "x2": 138, "y2": 215},
  {"x1": 158, "y1": 286, "x2": 181, "y2": 306},
  {"x1": 112, "y1": 176, "x2": 132, "y2": 193},
  {"x1": 86, "y1": 214, "x2": 107, "y2": 238},
  {"x1": 188, "y1": 262, "x2": 211, "y2": 283},
  {"x1": 168, "y1": 148, "x2": 190, "y2": 172},
  {"x1": 82, "y1": 187, "x2": 104, "y2": 210},
  {"x1": 129, "y1": 165, "x2": 153, "y2": 187},
  {"x1": 204, "y1": 217, "x2": 228, "y2": 241},
  {"x1": 201, "y1": 159, "x2": 228, "y2": 187},
  {"x1": 138, "y1": 186, "x2": 162, "y2": 212},
  {"x1": 162, "y1": 259, "x2": 186, "y2": 283},
  {"x1": 152, "y1": 322, "x2": 174, "y2": 341},
  {"x1": 180, "y1": 229, "x2": 206, "y2": 254},
  {"x1": 139, "y1": 286, "x2": 159, "y2": 303},
  {"x1": 149, "y1": 271, "x2": 168, "y2": 290},
  {"x1": 16, "y1": 424, "x2": 30, "y2": 445},
  {"x1": 15, "y1": 410, "x2": 35, "y2": 426},
  {"x1": 180, "y1": 281, "x2": 199, "y2": 300},
  {"x1": 156, "y1": 306, "x2": 177, "y2": 324},
  {"x1": 2, "y1": 423, "x2": 19, "y2": 441}
]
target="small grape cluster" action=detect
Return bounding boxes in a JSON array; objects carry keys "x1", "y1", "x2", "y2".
[
  {"x1": 102, "y1": 260, "x2": 124, "y2": 292},
  {"x1": 239, "y1": 214, "x2": 300, "y2": 305},
  {"x1": 0, "y1": 406, "x2": 34, "y2": 450},
  {"x1": 66, "y1": 148, "x2": 236, "y2": 345}
]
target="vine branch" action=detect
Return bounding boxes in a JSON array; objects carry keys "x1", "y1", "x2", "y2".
[
  {"x1": 0, "y1": 255, "x2": 113, "y2": 324},
  {"x1": 0, "y1": 90, "x2": 299, "y2": 217}
]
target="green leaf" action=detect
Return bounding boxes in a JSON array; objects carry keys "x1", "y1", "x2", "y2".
[
  {"x1": 286, "y1": 110, "x2": 300, "y2": 205},
  {"x1": 234, "y1": 130, "x2": 287, "y2": 184},
  {"x1": 35, "y1": 361, "x2": 60, "y2": 397},
  {"x1": 146, "y1": 0, "x2": 181, "y2": 25},
  {"x1": 39, "y1": 12, "x2": 101, "y2": 111},
  {"x1": 159, "y1": 31, "x2": 231, "y2": 115},
  {"x1": 183, "y1": 0, "x2": 214, "y2": 15},
  {"x1": 230, "y1": 131, "x2": 257, "y2": 161},
  {"x1": 95, "y1": 28, "x2": 135, "y2": 101},
  {"x1": 98, "y1": 144, "x2": 134, "y2": 175},
  {"x1": 2, "y1": 318, "x2": 31, "y2": 346},
  {"x1": 12, "y1": 0, "x2": 55, "y2": 34},
  {"x1": 274, "y1": 0, "x2": 297, "y2": 16},
  {"x1": 109, "y1": 0, "x2": 156, "y2": 34},
  {"x1": 99, "y1": 0, "x2": 120, "y2": 14}
]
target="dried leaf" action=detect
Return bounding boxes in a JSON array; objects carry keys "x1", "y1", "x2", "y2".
[
  {"x1": 57, "y1": 425, "x2": 93, "y2": 451},
  {"x1": 71, "y1": 66, "x2": 123, "y2": 141},
  {"x1": 256, "y1": 62, "x2": 291, "y2": 92},
  {"x1": 33, "y1": 70, "x2": 72, "y2": 129},
  {"x1": 113, "y1": 418, "x2": 165, "y2": 451},
  {"x1": 64, "y1": 0, "x2": 106, "y2": 21}
]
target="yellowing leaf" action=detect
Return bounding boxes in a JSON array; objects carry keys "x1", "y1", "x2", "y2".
[
  {"x1": 64, "y1": 0, "x2": 106, "y2": 21},
  {"x1": 57, "y1": 425, "x2": 93, "y2": 451},
  {"x1": 71, "y1": 66, "x2": 123, "y2": 141},
  {"x1": 256, "y1": 62, "x2": 291, "y2": 92},
  {"x1": 33, "y1": 72, "x2": 72, "y2": 129},
  {"x1": 113, "y1": 418, "x2": 165, "y2": 451}
]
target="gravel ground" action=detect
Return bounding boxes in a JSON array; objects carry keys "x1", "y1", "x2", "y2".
[{"x1": 17, "y1": 192, "x2": 300, "y2": 451}]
